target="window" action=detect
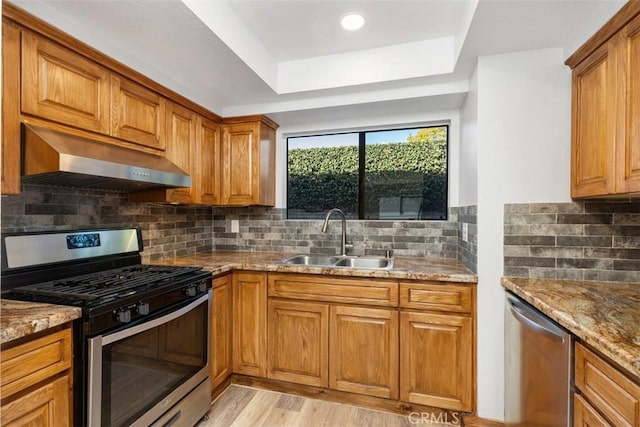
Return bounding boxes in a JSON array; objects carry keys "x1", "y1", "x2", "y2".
[{"x1": 287, "y1": 126, "x2": 448, "y2": 220}]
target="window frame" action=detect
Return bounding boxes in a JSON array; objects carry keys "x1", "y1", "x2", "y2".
[{"x1": 286, "y1": 124, "x2": 449, "y2": 221}]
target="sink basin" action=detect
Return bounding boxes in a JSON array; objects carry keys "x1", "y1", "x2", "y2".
[
  {"x1": 281, "y1": 255, "x2": 393, "y2": 270},
  {"x1": 333, "y1": 257, "x2": 393, "y2": 269},
  {"x1": 281, "y1": 255, "x2": 340, "y2": 266}
]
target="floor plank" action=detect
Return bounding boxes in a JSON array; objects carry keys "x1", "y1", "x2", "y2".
[{"x1": 200, "y1": 385, "x2": 457, "y2": 427}]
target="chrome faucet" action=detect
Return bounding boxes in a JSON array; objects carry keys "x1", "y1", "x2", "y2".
[{"x1": 321, "y1": 208, "x2": 353, "y2": 256}]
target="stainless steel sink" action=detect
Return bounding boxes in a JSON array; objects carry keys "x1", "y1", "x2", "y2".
[
  {"x1": 281, "y1": 255, "x2": 393, "y2": 270},
  {"x1": 281, "y1": 255, "x2": 340, "y2": 266},
  {"x1": 333, "y1": 257, "x2": 393, "y2": 269}
]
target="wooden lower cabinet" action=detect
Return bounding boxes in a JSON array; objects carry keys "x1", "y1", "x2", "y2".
[
  {"x1": 211, "y1": 274, "x2": 233, "y2": 389},
  {"x1": 267, "y1": 300, "x2": 328, "y2": 387},
  {"x1": 232, "y1": 272, "x2": 267, "y2": 377},
  {"x1": 574, "y1": 393, "x2": 611, "y2": 427},
  {"x1": 399, "y1": 311, "x2": 473, "y2": 411},
  {"x1": 1, "y1": 326, "x2": 73, "y2": 426},
  {"x1": 574, "y1": 342, "x2": 640, "y2": 426},
  {"x1": 329, "y1": 305, "x2": 398, "y2": 399},
  {"x1": 1, "y1": 375, "x2": 71, "y2": 427}
]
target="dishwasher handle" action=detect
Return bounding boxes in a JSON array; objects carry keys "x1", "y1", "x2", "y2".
[{"x1": 508, "y1": 298, "x2": 566, "y2": 344}]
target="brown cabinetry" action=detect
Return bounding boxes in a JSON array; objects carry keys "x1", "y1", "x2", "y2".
[
  {"x1": 221, "y1": 116, "x2": 278, "y2": 206},
  {"x1": 399, "y1": 281, "x2": 474, "y2": 412},
  {"x1": 567, "y1": 2, "x2": 640, "y2": 197},
  {"x1": 1, "y1": 326, "x2": 73, "y2": 426},
  {"x1": 110, "y1": 75, "x2": 166, "y2": 150},
  {"x1": 574, "y1": 393, "x2": 612, "y2": 427},
  {"x1": 574, "y1": 342, "x2": 640, "y2": 426},
  {"x1": 232, "y1": 271, "x2": 267, "y2": 377},
  {"x1": 210, "y1": 274, "x2": 233, "y2": 390},
  {"x1": 2, "y1": 19, "x2": 21, "y2": 195},
  {"x1": 329, "y1": 305, "x2": 398, "y2": 399},
  {"x1": 267, "y1": 300, "x2": 328, "y2": 387},
  {"x1": 198, "y1": 117, "x2": 222, "y2": 205},
  {"x1": 21, "y1": 31, "x2": 111, "y2": 135}
]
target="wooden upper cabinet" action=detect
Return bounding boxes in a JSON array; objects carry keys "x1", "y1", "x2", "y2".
[
  {"x1": 164, "y1": 102, "x2": 197, "y2": 203},
  {"x1": 110, "y1": 75, "x2": 166, "y2": 150},
  {"x1": 570, "y1": 42, "x2": 616, "y2": 198},
  {"x1": 2, "y1": 20, "x2": 21, "y2": 196},
  {"x1": 198, "y1": 117, "x2": 222, "y2": 205},
  {"x1": 21, "y1": 31, "x2": 110, "y2": 134},
  {"x1": 221, "y1": 116, "x2": 278, "y2": 206},
  {"x1": 616, "y1": 14, "x2": 640, "y2": 194},
  {"x1": 567, "y1": 2, "x2": 640, "y2": 198}
]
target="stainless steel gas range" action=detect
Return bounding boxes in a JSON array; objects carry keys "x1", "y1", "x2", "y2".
[{"x1": 1, "y1": 227, "x2": 212, "y2": 427}]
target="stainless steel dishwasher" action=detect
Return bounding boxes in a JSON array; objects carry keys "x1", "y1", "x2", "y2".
[{"x1": 505, "y1": 292, "x2": 573, "y2": 427}]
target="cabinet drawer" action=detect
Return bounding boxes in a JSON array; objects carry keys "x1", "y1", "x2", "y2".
[
  {"x1": 574, "y1": 393, "x2": 612, "y2": 427},
  {"x1": 1, "y1": 326, "x2": 72, "y2": 398},
  {"x1": 574, "y1": 342, "x2": 640, "y2": 427},
  {"x1": 268, "y1": 274, "x2": 398, "y2": 307},
  {"x1": 399, "y1": 282, "x2": 473, "y2": 313}
]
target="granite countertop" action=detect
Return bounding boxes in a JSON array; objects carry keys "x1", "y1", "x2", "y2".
[
  {"x1": 0, "y1": 300, "x2": 82, "y2": 345},
  {"x1": 502, "y1": 276, "x2": 639, "y2": 381},
  {"x1": 158, "y1": 251, "x2": 478, "y2": 283}
]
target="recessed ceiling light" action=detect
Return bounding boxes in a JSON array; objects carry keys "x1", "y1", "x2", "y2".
[{"x1": 340, "y1": 13, "x2": 365, "y2": 31}]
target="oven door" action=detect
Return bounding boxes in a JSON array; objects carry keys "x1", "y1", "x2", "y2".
[{"x1": 88, "y1": 291, "x2": 210, "y2": 427}]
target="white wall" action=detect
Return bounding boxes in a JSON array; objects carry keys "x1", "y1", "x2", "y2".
[
  {"x1": 459, "y1": 67, "x2": 478, "y2": 206},
  {"x1": 275, "y1": 110, "x2": 462, "y2": 209},
  {"x1": 472, "y1": 47, "x2": 572, "y2": 420}
]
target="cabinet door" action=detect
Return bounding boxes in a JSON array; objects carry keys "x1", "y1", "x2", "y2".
[
  {"x1": 221, "y1": 123, "x2": 259, "y2": 205},
  {"x1": 616, "y1": 14, "x2": 640, "y2": 194},
  {"x1": 1, "y1": 375, "x2": 71, "y2": 427},
  {"x1": 232, "y1": 272, "x2": 267, "y2": 377},
  {"x1": 571, "y1": 41, "x2": 617, "y2": 198},
  {"x1": 574, "y1": 394, "x2": 612, "y2": 427},
  {"x1": 2, "y1": 20, "x2": 21, "y2": 195},
  {"x1": 110, "y1": 75, "x2": 166, "y2": 150},
  {"x1": 575, "y1": 343, "x2": 640, "y2": 427},
  {"x1": 21, "y1": 31, "x2": 110, "y2": 134},
  {"x1": 329, "y1": 305, "x2": 398, "y2": 399},
  {"x1": 198, "y1": 117, "x2": 222, "y2": 205},
  {"x1": 400, "y1": 311, "x2": 473, "y2": 411},
  {"x1": 165, "y1": 101, "x2": 197, "y2": 203},
  {"x1": 267, "y1": 300, "x2": 328, "y2": 387},
  {"x1": 211, "y1": 275, "x2": 232, "y2": 389}
]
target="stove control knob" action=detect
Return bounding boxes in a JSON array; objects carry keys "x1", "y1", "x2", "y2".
[
  {"x1": 114, "y1": 309, "x2": 131, "y2": 324},
  {"x1": 197, "y1": 282, "x2": 207, "y2": 293},
  {"x1": 184, "y1": 286, "x2": 197, "y2": 297},
  {"x1": 136, "y1": 302, "x2": 150, "y2": 316}
]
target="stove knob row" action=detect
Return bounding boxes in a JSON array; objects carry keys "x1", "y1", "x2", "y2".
[
  {"x1": 183, "y1": 281, "x2": 208, "y2": 297},
  {"x1": 114, "y1": 309, "x2": 131, "y2": 324},
  {"x1": 136, "y1": 302, "x2": 150, "y2": 315},
  {"x1": 197, "y1": 281, "x2": 207, "y2": 293}
]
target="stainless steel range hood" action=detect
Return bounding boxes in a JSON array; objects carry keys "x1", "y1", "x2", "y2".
[{"x1": 21, "y1": 124, "x2": 191, "y2": 191}]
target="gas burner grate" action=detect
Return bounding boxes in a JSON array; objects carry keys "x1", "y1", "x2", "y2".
[{"x1": 10, "y1": 265, "x2": 202, "y2": 301}]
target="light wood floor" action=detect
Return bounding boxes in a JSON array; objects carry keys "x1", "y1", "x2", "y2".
[{"x1": 200, "y1": 385, "x2": 457, "y2": 427}]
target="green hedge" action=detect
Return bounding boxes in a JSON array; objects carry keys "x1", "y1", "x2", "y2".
[{"x1": 288, "y1": 140, "x2": 447, "y2": 218}]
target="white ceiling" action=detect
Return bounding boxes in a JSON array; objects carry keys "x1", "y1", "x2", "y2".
[{"x1": 8, "y1": 0, "x2": 626, "y2": 128}]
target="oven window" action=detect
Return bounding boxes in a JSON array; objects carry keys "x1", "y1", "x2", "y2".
[{"x1": 100, "y1": 302, "x2": 207, "y2": 427}]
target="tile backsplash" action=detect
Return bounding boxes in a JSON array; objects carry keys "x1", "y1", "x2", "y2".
[
  {"x1": 210, "y1": 207, "x2": 461, "y2": 259},
  {"x1": 0, "y1": 185, "x2": 213, "y2": 263},
  {"x1": 504, "y1": 201, "x2": 640, "y2": 282},
  {"x1": 1, "y1": 185, "x2": 471, "y2": 266},
  {"x1": 457, "y1": 205, "x2": 478, "y2": 273}
]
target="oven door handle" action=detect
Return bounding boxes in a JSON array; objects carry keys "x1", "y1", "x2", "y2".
[{"x1": 102, "y1": 292, "x2": 209, "y2": 345}]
